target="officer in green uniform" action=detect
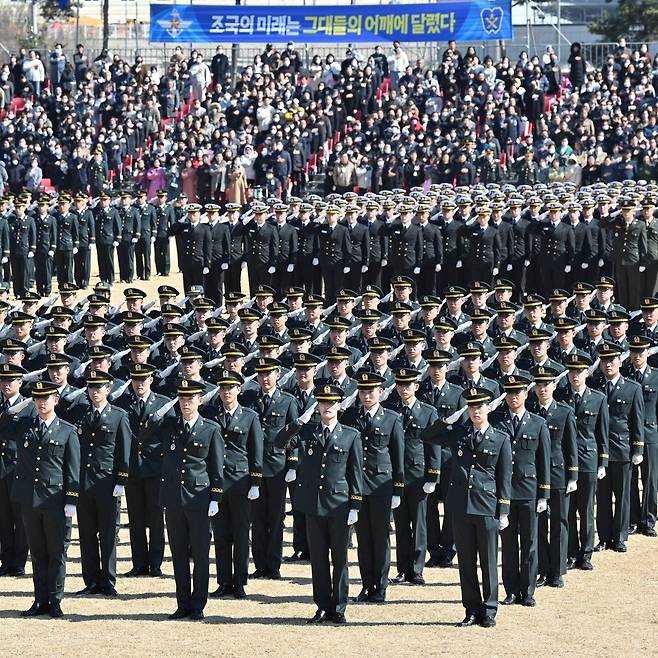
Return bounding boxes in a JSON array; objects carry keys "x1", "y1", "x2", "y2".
[
  {"x1": 422, "y1": 387, "x2": 512, "y2": 629},
  {"x1": 206, "y1": 369, "x2": 263, "y2": 599},
  {"x1": 385, "y1": 368, "x2": 440, "y2": 585},
  {"x1": 341, "y1": 371, "x2": 404, "y2": 603},
  {"x1": 529, "y1": 366, "x2": 578, "y2": 588},
  {"x1": 157, "y1": 379, "x2": 224, "y2": 620},
  {"x1": 593, "y1": 342, "x2": 645, "y2": 552},
  {"x1": 13, "y1": 381, "x2": 79, "y2": 618},
  {"x1": 492, "y1": 374, "x2": 550, "y2": 607},
  {"x1": 556, "y1": 353, "x2": 609, "y2": 570},
  {"x1": 75, "y1": 369, "x2": 131, "y2": 597},
  {"x1": 274, "y1": 384, "x2": 363, "y2": 624}
]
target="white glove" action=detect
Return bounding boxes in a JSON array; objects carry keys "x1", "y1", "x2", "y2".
[
  {"x1": 565, "y1": 265, "x2": 571, "y2": 273},
  {"x1": 632, "y1": 454, "x2": 644, "y2": 466},
  {"x1": 27, "y1": 251, "x2": 34, "y2": 259},
  {"x1": 312, "y1": 257, "x2": 319, "y2": 266},
  {"x1": 284, "y1": 469, "x2": 297, "y2": 483},
  {"x1": 536, "y1": 498, "x2": 547, "y2": 513},
  {"x1": 524, "y1": 259, "x2": 530, "y2": 267},
  {"x1": 413, "y1": 266, "x2": 421, "y2": 275},
  {"x1": 64, "y1": 504, "x2": 76, "y2": 518},
  {"x1": 506, "y1": 263, "x2": 513, "y2": 271},
  {"x1": 208, "y1": 500, "x2": 219, "y2": 517},
  {"x1": 422, "y1": 481, "x2": 436, "y2": 494},
  {"x1": 286, "y1": 264, "x2": 294, "y2": 273},
  {"x1": 298, "y1": 402, "x2": 317, "y2": 424},
  {"x1": 48, "y1": 250, "x2": 54, "y2": 257},
  {"x1": 112, "y1": 484, "x2": 125, "y2": 497},
  {"x1": 202, "y1": 267, "x2": 210, "y2": 275},
  {"x1": 267, "y1": 266, "x2": 276, "y2": 274},
  {"x1": 131, "y1": 237, "x2": 138, "y2": 244},
  {"x1": 380, "y1": 259, "x2": 387, "y2": 267},
  {"x1": 597, "y1": 466, "x2": 606, "y2": 480},
  {"x1": 598, "y1": 258, "x2": 604, "y2": 267},
  {"x1": 151, "y1": 236, "x2": 156, "y2": 243},
  {"x1": 72, "y1": 247, "x2": 79, "y2": 255},
  {"x1": 112, "y1": 241, "x2": 119, "y2": 247},
  {"x1": 492, "y1": 267, "x2": 499, "y2": 276},
  {"x1": 361, "y1": 265, "x2": 368, "y2": 273},
  {"x1": 435, "y1": 263, "x2": 441, "y2": 272},
  {"x1": 639, "y1": 266, "x2": 646, "y2": 273},
  {"x1": 391, "y1": 495, "x2": 401, "y2": 509},
  {"x1": 498, "y1": 514, "x2": 509, "y2": 531},
  {"x1": 221, "y1": 263, "x2": 229, "y2": 270},
  {"x1": 343, "y1": 266, "x2": 351, "y2": 274},
  {"x1": 347, "y1": 509, "x2": 358, "y2": 526},
  {"x1": 1, "y1": 257, "x2": 7, "y2": 264},
  {"x1": 456, "y1": 260, "x2": 462, "y2": 268},
  {"x1": 581, "y1": 262, "x2": 588, "y2": 269},
  {"x1": 566, "y1": 480, "x2": 578, "y2": 494},
  {"x1": 241, "y1": 261, "x2": 247, "y2": 270},
  {"x1": 247, "y1": 486, "x2": 260, "y2": 500}
]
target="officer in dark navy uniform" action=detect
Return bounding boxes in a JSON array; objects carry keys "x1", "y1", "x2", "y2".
[
  {"x1": 13, "y1": 381, "x2": 79, "y2": 618},
  {"x1": 153, "y1": 190, "x2": 175, "y2": 277},
  {"x1": 422, "y1": 387, "x2": 512, "y2": 628},
  {"x1": 492, "y1": 375, "x2": 550, "y2": 607},
  {"x1": 341, "y1": 371, "x2": 404, "y2": 603},
  {"x1": 33, "y1": 195, "x2": 57, "y2": 296},
  {"x1": 75, "y1": 369, "x2": 131, "y2": 597},
  {"x1": 133, "y1": 190, "x2": 155, "y2": 282},
  {"x1": 387, "y1": 206, "x2": 423, "y2": 281},
  {"x1": 115, "y1": 363, "x2": 173, "y2": 577},
  {"x1": 172, "y1": 204, "x2": 212, "y2": 291},
  {"x1": 318, "y1": 206, "x2": 351, "y2": 304},
  {"x1": 93, "y1": 192, "x2": 121, "y2": 284},
  {"x1": 156, "y1": 379, "x2": 223, "y2": 620},
  {"x1": 116, "y1": 191, "x2": 141, "y2": 283},
  {"x1": 9, "y1": 200, "x2": 36, "y2": 297},
  {"x1": 246, "y1": 205, "x2": 279, "y2": 294},
  {"x1": 274, "y1": 384, "x2": 363, "y2": 624}
]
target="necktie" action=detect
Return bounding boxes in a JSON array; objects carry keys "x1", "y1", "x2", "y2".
[
  {"x1": 606, "y1": 381, "x2": 614, "y2": 398},
  {"x1": 574, "y1": 392, "x2": 581, "y2": 408},
  {"x1": 93, "y1": 409, "x2": 101, "y2": 425},
  {"x1": 224, "y1": 411, "x2": 231, "y2": 428},
  {"x1": 184, "y1": 422, "x2": 191, "y2": 439},
  {"x1": 323, "y1": 426, "x2": 331, "y2": 442},
  {"x1": 402, "y1": 405, "x2": 412, "y2": 425},
  {"x1": 39, "y1": 421, "x2": 47, "y2": 440},
  {"x1": 262, "y1": 394, "x2": 271, "y2": 413},
  {"x1": 474, "y1": 431, "x2": 483, "y2": 446},
  {"x1": 539, "y1": 407, "x2": 547, "y2": 419},
  {"x1": 512, "y1": 414, "x2": 519, "y2": 433},
  {"x1": 138, "y1": 399, "x2": 145, "y2": 416},
  {"x1": 635, "y1": 370, "x2": 643, "y2": 384}
]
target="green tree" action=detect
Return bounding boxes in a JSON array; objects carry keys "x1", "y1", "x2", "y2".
[
  {"x1": 40, "y1": 0, "x2": 74, "y2": 22},
  {"x1": 591, "y1": 0, "x2": 658, "y2": 41}
]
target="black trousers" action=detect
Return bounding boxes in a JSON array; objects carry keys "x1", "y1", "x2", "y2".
[
  {"x1": 22, "y1": 507, "x2": 67, "y2": 605},
  {"x1": 273, "y1": 264, "x2": 294, "y2": 297},
  {"x1": 35, "y1": 251, "x2": 53, "y2": 296},
  {"x1": 10, "y1": 254, "x2": 30, "y2": 296},
  {"x1": 135, "y1": 237, "x2": 152, "y2": 280},
  {"x1": 452, "y1": 512, "x2": 499, "y2": 619},
  {"x1": 364, "y1": 261, "x2": 383, "y2": 290},
  {"x1": 247, "y1": 262, "x2": 272, "y2": 296},
  {"x1": 154, "y1": 236, "x2": 171, "y2": 276},
  {"x1": 205, "y1": 262, "x2": 225, "y2": 307},
  {"x1": 538, "y1": 487, "x2": 569, "y2": 579},
  {"x1": 418, "y1": 264, "x2": 438, "y2": 298},
  {"x1": 463, "y1": 260, "x2": 494, "y2": 286},
  {"x1": 77, "y1": 490, "x2": 119, "y2": 588},
  {"x1": 288, "y1": 481, "x2": 308, "y2": 555},
  {"x1": 631, "y1": 443, "x2": 658, "y2": 530},
  {"x1": 509, "y1": 261, "x2": 527, "y2": 302},
  {"x1": 74, "y1": 246, "x2": 91, "y2": 288},
  {"x1": 96, "y1": 244, "x2": 116, "y2": 283},
  {"x1": 55, "y1": 250, "x2": 73, "y2": 285},
  {"x1": 427, "y1": 458, "x2": 455, "y2": 560},
  {"x1": 568, "y1": 471, "x2": 597, "y2": 562},
  {"x1": 344, "y1": 265, "x2": 364, "y2": 295},
  {"x1": 225, "y1": 262, "x2": 243, "y2": 294},
  {"x1": 251, "y1": 475, "x2": 286, "y2": 574},
  {"x1": 321, "y1": 265, "x2": 344, "y2": 304},
  {"x1": 212, "y1": 493, "x2": 251, "y2": 587},
  {"x1": 0, "y1": 476, "x2": 28, "y2": 571},
  {"x1": 295, "y1": 259, "x2": 321, "y2": 295},
  {"x1": 117, "y1": 242, "x2": 135, "y2": 282},
  {"x1": 615, "y1": 263, "x2": 642, "y2": 312},
  {"x1": 165, "y1": 505, "x2": 210, "y2": 613},
  {"x1": 356, "y1": 493, "x2": 392, "y2": 593},
  {"x1": 501, "y1": 499, "x2": 538, "y2": 597},
  {"x1": 306, "y1": 509, "x2": 350, "y2": 615},
  {"x1": 125, "y1": 477, "x2": 165, "y2": 572},
  {"x1": 597, "y1": 461, "x2": 631, "y2": 544},
  {"x1": 392, "y1": 485, "x2": 427, "y2": 578},
  {"x1": 182, "y1": 261, "x2": 205, "y2": 292}
]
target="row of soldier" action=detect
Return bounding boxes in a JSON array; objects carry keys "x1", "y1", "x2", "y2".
[{"x1": 0, "y1": 274, "x2": 655, "y2": 627}]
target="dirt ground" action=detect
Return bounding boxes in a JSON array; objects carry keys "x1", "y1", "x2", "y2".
[{"x1": 2, "y1": 250, "x2": 658, "y2": 657}]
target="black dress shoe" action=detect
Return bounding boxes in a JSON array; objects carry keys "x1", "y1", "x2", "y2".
[
  {"x1": 299, "y1": 553, "x2": 310, "y2": 561},
  {"x1": 125, "y1": 567, "x2": 150, "y2": 577},
  {"x1": 409, "y1": 574, "x2": 425, "y2": 585},
  {"x1": 332, "y1": 612, "x2": 346, "y2": 624},
  {"x1": 150, "y1": 568, "x2": 163, "y2": 577},
  {"x1": 566, "y1": 557, "x2": 577, "y2": 570},
  {"x1": 233, "y1": 585, "x2": 246, "y2": 599},
  {"x1": 643, "y1": 527, "x2": 657, "y2": 537},
  {"x1": 389, "y1": 572, "x2": 405, "y2": 584},
  {"x1": 612, "y1": 541, "x2": 627, "y2": 553},
  {"x1": 0, "y1": 565, "x2": 8, "y2": 576},
  {"x1": 501, "y1": 594, "x2": 517, "y2": 605},
  {"x1": 480, "y1": 616, "x2": 496, "y2": 628},
  {"x1": 250, "y1": 569, "x2": 267, "y2": 579},
  {"x1": 628, "y1": 524, "x2": 638, "y2": 535},
  {"x1": 521, "y1": 595, "x2": 536, "y2": 607},
  {"x1": 536, "y1": 575, "x2": 547, "y2": 587},
  {"x1": 8, "y1": 568, "x2": 25, "y2": 577},
  {"x1": 353, "y1": 589, "x2": 370, "y2": 603},
  {"x1": 548, "y1": 576, "x2": 564, "y2": 588},
  {"x1": 438, "y1": 557, "x2": 455, "y2": 568},
  {"x1": 593, "y1": 542, "x2": 609, "y2": 552},
  {"x1": 49, "y1": 603, "x2": 64, "y2": 618},
  {"x1": 457, "y1": 614, "x2": 479, "y2": 627},
  {"x1": 101, "y1": 586, "x2": 118, "y2": 597},
  {"x1": 578, "y1": 560, "x2": 594, "y2": 570},
  {"x1": 267, "y1": 571, "x2": 281, "y2": 580},
  {"x1": 210, "y1": 584, "x2": 233, "y2": 598},
  {"x1": 168, "y1": 608, "x2": 189, "y2": 620},
  {"x1": 76, "y1": 584, "x2": 101, "y2": 596},
  {"x1": 21, "y1": 602, "x2": 49, "y2": 617},
  {"x1": 369, "y1": 590, "x2": 386, "y2": 603},
  {"x1": 307, "y1": 610, "x2": 329, "y2": 624},
  {"x1": 189, "y1": 610, "x2": 205, "y2": 621},
  {"x1": 425, "y1": 556, "x2": 441, "y2": 568},
  {"x1": 285, "y1": 552, "x2": 304, "y2": 562}
]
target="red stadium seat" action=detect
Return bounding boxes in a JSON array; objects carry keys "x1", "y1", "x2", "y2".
[{"x1": 10, "y1": 97, "x2": 25, "y2": 113}]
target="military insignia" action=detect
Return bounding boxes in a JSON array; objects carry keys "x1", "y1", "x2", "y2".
[
  {"x1": 458, "y1": 449, "x2": 463, "y2": 457},
  {"x1": 538, "y1": 367, "x2": 545, "y2": 374},
  {"x1": 509, "y1": 376, "x2": 516, "y2": 383},
  {"x1": 308, "y1": 448, "x2": 313, "y2": 455},
  {"x1": 470, "y1": 387, "x2": 477, "y2": 395},
  {"x1": 400, "y1": 369, "x2": 406, "y2": 377},
  {"x1": 24, "y1": 440, "x2": 28, "y2": 447},
  {"x1": 181, "y1": 380, "x2": 189, "y2": 388},
  {"x1": 363, "y1": 373, "x2": 368, "y2": 381},
  {"x1": 170, "y1": 442, "x2": 175, "y2": 451},
  {"x1": 324, "y1": 386, "x2": 330, "y2": 394}
]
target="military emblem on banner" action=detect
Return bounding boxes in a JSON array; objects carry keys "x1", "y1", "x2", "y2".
[
  {"x1": 481, "y1": 5, "x2": 503, "y2": 35},
  {"x1": 157, "y1": 7, "x2": 192, "y2": 39}
]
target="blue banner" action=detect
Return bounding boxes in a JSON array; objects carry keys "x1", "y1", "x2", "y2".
[{"x1": 149, "y1": 2, "x2": 512, "y2": 44}]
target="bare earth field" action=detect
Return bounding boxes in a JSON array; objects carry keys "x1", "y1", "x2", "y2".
[{"x1": 1, "y1": 251, "x2": 657, "y2": 657}]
